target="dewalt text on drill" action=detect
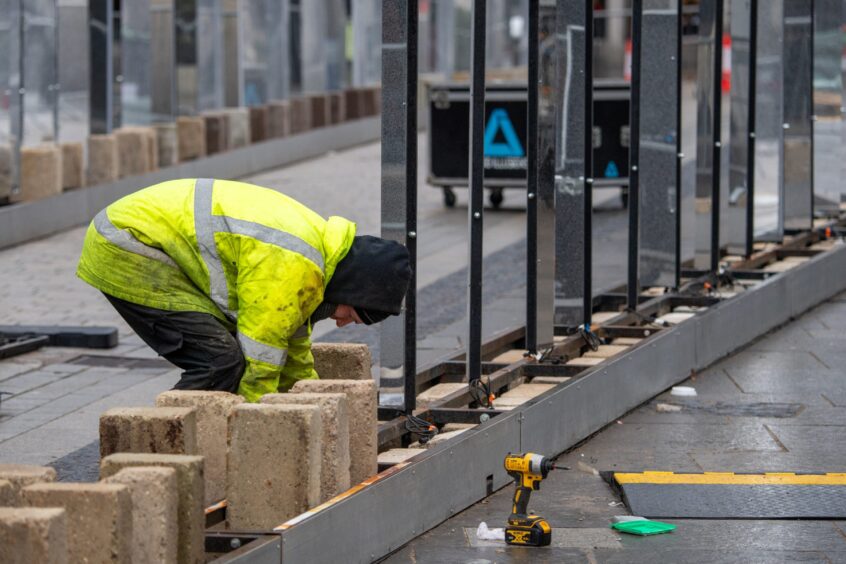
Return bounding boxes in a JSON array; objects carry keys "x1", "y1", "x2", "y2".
[{"x1": 503, "y1": 452, "x2": 564, "y2": 547}]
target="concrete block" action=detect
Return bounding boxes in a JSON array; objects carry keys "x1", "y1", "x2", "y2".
[
  {"x1": 0, "y1": 143, "x2": 12, "y2": 201},
  {"x1": 17, "y1": 144, "x2": 61, "y2": 202},
  {"x1": 361, "y1": 86, "x2": 380, "y2": 117},
  {"x1": 143, "y1": 127, "x2": 159, "y2": 171},
  {"x1": 223, "y1": 107, "x2": 250, "y2": 149},
  {"x1": 416, "y1": 383, "x2": 467, "y2": 408},
  {"x1": 655, "y1": 312, "x2": 696, "y2": 325},
  {"x1": 177, "y1": 116, "x2": 206, "y2": 161},
  {"x1": 0, "y1": 464, "x2": 57, "y2": 503},
  {"x1": 0, "y1": 507, "x2": 67, "y2": 564},
  {"x1": 612, "y1": 337, "x2": 642, "y2": 346},
  {"x1": 494, "y1": 383, "x2": 556, "y2": 410},
  {"x1": 414, "y1": 428, "x2": 471, "y2": 449},
  {"x1": 88, "y1": 134, "x2": 119, "y2": 186},
  {"x1": 530, "y1": 376, "x2": 572, "y2": 386},
  {"x1": 290, "y1": 379, "x2": 377, "y2": 484},
  {"x1": 156, "y1": 390, "x2": 243, "y2": 505},
  {"x1": 311, "y1": 343, "x2": 372, "y2": 381},
  {"x1": 377, "y1": 448, "x2": 425, "y2": 466},
  {"x1": 60, "y1": 142, "x2": 84, "y2": 190},
  {"x1": 115, "y1": 127, "x2": 153, "y2": 178},
  {"x1": 267, "y1": 100, "x2": 290, "y2": 138},
  {"x1": 306, "y1": 94, "x2": 330, "y2": 128},
  {"x1": 154, "y1": 122, "x2": 179, "y2": 167},
  {"x1": 583, "y1": 344, "x2": 629, "y2": 359},
  {"x1": 100, "y1": 453, "x2": 204, "y2": 564},
  {"x1": 591, "y1": 311, "x2": 620, "y2": 325},
  {"x1": 23, "y1": 482, "x2": 132, "y2": 564},
  {"x1": 329, "y1": 92, "x2": 346, "y2": 124},
  {"x1": 104, "y1": 467, "x2": 178, "y2": 564},
  {"x1": 99, "y1": 406, "x2": 198, "y2": 458},
  {"x1": 441, "y1": 423, "x2": 476, "y2": 433},
  {"x1": 249, "y1": 105, "x2": 271, "y2": 143},
  {"x1": 0, "y1": 480, "x2": 14, "y2": 506},
  {"x1": 490, "y1": 349, "x2": 526, "y2": 364},
  {"x1": 203, "y1": 112, "x2": 229, "y2": 155},
  {"x1": 565, "y1": 356, "x2": 604, "y2": 367},
  {"x1": 261, "y1": 392, "x2": 351, "y2": 502},
  {"x1": 344, "y1": 88, "x2": 362, "y2": 120},
  {"x1": 226, "y1": 404, "x2": 321, "y2": 529},
  {"x1": 289, "y1": 96, "x2": 312, "y2": 134}
]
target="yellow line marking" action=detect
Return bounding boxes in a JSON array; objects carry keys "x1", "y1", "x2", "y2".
[{"x1": 614, "y1": 471, "x2": 846, "y2": 486}]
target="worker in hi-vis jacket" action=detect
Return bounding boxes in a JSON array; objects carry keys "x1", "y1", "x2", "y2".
[{"x1": 78, "y1": 178, "x2": 411, "y2": 402}]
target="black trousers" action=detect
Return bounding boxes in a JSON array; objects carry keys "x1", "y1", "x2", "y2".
[{"x1": 105, "y1": 294, "x2": 245, "y2": 393}]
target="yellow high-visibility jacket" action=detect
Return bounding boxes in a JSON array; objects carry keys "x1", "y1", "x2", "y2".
[{"x1": 77, "y1": 178, "x2": 356, "y2": 402}]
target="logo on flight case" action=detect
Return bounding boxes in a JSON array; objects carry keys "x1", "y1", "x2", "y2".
[{"x1": 484, "y1": 108, "x2": 526, "y2": 170}]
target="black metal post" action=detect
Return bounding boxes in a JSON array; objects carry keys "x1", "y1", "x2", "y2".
[
  {"x1": 526, "y1": 0, "x2": 539, "y2": 353},
  {"x1": 404, "y1": 0, "x2": 418, "y2": 414},
  {"x1": 627, "y1": 0, "x2": 642, "y2": 310},
  {"x1": 710, "y1": 0, "x2": 724, "y2": 273},
  {"x1": 583, "y1": 0, "x2": 594, "y2": 326},
  {"x1": 745, "y1": 0, "x2": 758, "y2": 258},
  {"x1": 467, "y1": 0, "x2": 486, "y2": 382},
  {"x1": 675, "y1": 0, "x2": 684, "y2": 287},
  {"x1": 808, "y1": 0, "x2": 815, "y2": 222}
]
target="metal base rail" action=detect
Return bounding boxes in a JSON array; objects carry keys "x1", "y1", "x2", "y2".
[{"x1": 215, "y1": 229, "x2": 846, "y2": 563}]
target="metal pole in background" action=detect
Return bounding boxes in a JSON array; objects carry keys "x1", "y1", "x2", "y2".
[
  {"x1": 583, "y1": 0, "x2": 594, "y2": 326},
  {"x1": 627, "y1": 0, "x2": 642, "y2": 310},
  {"x1": 674, "y1": 0, "x2": 683, "y2": 287},
  {"x1": 380, "y1": 0, "x2": 417, "y2": 412},
  {"x1": 89, "y1": 0, "x2": 119, "y2": 133},
  {"x1": 711, "y1": 0, "x2": 724, "y2": 273},
  {"x1": 745, "y1": 0, "x2": 758, "y2": 257},
  {"x1": 467, "y1": 0, "x2": 485, "y2": 383}
]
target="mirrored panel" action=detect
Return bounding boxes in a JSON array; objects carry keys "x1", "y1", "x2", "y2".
[
  {"x1": 241, "y1": 0, "x2": 289, "y2": 104},
  {"x1": 57, "y1": 0, "x2": 90, "y2": 142},
  {"x1": 812, "y1": 0, "x2": 843, "y2": 216},
  {"x1": 197, "y1": 0, "x2": 225, "y2": 111},
  {"x1": 122, "y1": 0, "x2": 154, "y2": 124},
  {"x1": 353, "y1": 0, "x2": 382, "y2": 86},
  {"x1": 302, "y1": 0, "x2": 346, "y2": 93},
  {"x1": 22, "y1": 0, "x2": 58, "y2": 146},
  {"x1": 0, "y1": 0, "x2": 22, "y2": 197},
  {"x1": 554, "y1": 0, "x2": 589, "y2": 326},
  {"x1": 726, "y1": 0, "x2": 751, "y2": 253},
  {"x1": 752, "y1": 0, "x2": 783, "y2": 240},
  {"x1": 638, "y1": 0, "x2": 679, "y2": 288},
  {"x1": 782, "y1": 0, "x2": 813, "y2": 230}
]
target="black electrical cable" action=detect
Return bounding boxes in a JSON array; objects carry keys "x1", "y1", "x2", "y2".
[
  {"x1": 404, "y1": 414, "x2": 438, "y2": 444},
  {"x1": 578, "y1": 325, "x2": 602, "y2": 351},
  {"x1": 469, "y1": 378, "x2": 494, "y2": 409}
]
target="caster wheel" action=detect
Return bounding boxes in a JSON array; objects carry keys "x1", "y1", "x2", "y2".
[
  {"x1": 490, "y1": 188, "x2": 504, "y2": 209},
  {"x1": 443, "y1": 187, "x2": 457, "y2": 208}
]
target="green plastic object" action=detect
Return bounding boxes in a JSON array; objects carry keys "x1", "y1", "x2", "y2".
[{"x1": 611, "y1": 520, "x2": 677, "y2": 536}]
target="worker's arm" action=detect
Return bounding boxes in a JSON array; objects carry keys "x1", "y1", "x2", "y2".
[{"x1": 235, "y1": 248, "x2": 323, "y2": 402}]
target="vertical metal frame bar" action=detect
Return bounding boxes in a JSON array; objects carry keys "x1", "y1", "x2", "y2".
[
  {"x1": 526, "y1": 0, "x2": 539, "y2": 353},
  {"x1": 554, "y1": 0, "x2": 592, "y2": 328},
  {"x1": 745, "y1": 0, "x2": 758, "y2": 257},
  {"x1": 782, "y1": 0, "x2": 814, "y2": 230},
  {"x1": 466, "y1": 0, "x2": 486, "y2": 382},
  {"x1": 710, "y1": 0, "x2": 724, "y2": 272},
  {"x1": 52, "y1": 0, "x2": 60, "y2": 141},
  {"x1": 89, "y1": 0, "x2": 118, "y2": 133},
  {"x1": 674, "y1": 0, "x2": 682, "y2": 286},
  {"x1": 380, "y1": 0, "x2": 417, "y2": 411},
  {"x1": 627, "y1": 0, "x2": 642, "y2": 309}
]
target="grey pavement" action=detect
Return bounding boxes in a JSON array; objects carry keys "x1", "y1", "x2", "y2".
[{"x1": 384, "y1": 292, "x2": 846, "y2": 563}]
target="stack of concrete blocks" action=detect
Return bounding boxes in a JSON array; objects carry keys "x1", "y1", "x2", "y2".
[
  {"x1": 203, "y1": 112, "x2": 229, "y2": 155},
  {"x1": 261, "y1": 392, "x2": 351, "y2": 503},
  {"x1": 59, "y1": 142, "x2": 84, "y2": 190},
  {"x1": 87, "y1": 133, "x2": 120, "y2": 186},
  {"x1": 99, "y1": 406, "x2": 198, "y2": 458},
  {"x1": 306, "y1": 94, "x2": 331, "y2": 129},
  {"x1": 101, "y1": 453, "x2": 205, "y2": 564},
  {"x1": 177, "y1": 116, "x2": 207, "y2": 161},
  {"x1": 311, "y1": 343, "x2": 372, "y2": 381},
  {"x1": 361, "y1": 86, "x2": 381, "y2": 117},
  {"x1": 290, "y1": 378, "x2": 377, "y2": 485},
  {"x1": 226, "y1": 403, "x2": 322, "y2": 529},
  {"x1": 250, "y1": 105, "x2": 271, "y2": 143},
  {"x1": 0, "y1": 143, "x2": 12, "y2": 203},
  {"x1": 156, "y1": 390, "x2": 243, "y2": 505},
  {"x1": 154, "y1": 122, "x2": 180, "y2": 167},
  {"x1": 267, "y1": 100, "x2": 291, "y2": 138},
  {"x1": 103, "y1": 467, "x2": 178, "y2": 563},
  {"x1": 222, "y1": 107, "x2": 251, "y2": 149},
  {"x1": 0, "y1": 464, "x2": 57, "y2": 504},
  {"x1": 22, "y1": 482, "x2": 133, "y2": 563},
  {"x1": 289, "y1": 96, "x2": 312, "y2": 135},
  {"x1": 0, "y1": 507, "x2": 67, "y2": 564},
  {"x1": 344, "y1": 88, "x2": 362, "y2": 120},
  {"x1": 115, "y1": 127, "x2": 156, "y2": 178},
  {"x1": 16, "y1": 144, "x2": 62, "y2": 202},
  {"x1": 144, "y1": 128, "x2": 159, "y2": 172},
  {"x1": 329, "y1": 92, "x2": 346, "y2": 125}
]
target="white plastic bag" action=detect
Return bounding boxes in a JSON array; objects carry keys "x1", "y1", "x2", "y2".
[{"x1": 476, "y1": 521, "x2": 505, "y2": 541}]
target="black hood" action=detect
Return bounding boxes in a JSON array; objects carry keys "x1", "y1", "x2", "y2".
[{"x1": 323, "y1": 236, "x2": 412, "y2": 319}]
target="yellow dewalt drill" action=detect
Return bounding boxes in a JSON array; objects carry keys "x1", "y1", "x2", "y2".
[{"x1": 503, "y1": 452, "x2": 559, "y2": 547}]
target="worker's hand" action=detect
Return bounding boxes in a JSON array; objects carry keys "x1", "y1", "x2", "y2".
[{"x1": 331, "y1": 305, "x2": 364, "y2": 328}]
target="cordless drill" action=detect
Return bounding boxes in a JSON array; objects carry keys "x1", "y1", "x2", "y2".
[{"x1": 503, "y1": 452, "x2": 558, "y2": 547}]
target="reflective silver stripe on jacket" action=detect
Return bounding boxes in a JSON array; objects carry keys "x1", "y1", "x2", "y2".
[
  {"x1": 194, "y1": 179, "x2": 235, "y2": 321},
  {"x1": 212, "y1": 216, "x2": 325, "y2": 271},
  {"x1": 94, "y1": 209, "x2": 178, "y2": 268},
  {"x1": 238, "y1": 332, "x2": 288, "y2": 366}
]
